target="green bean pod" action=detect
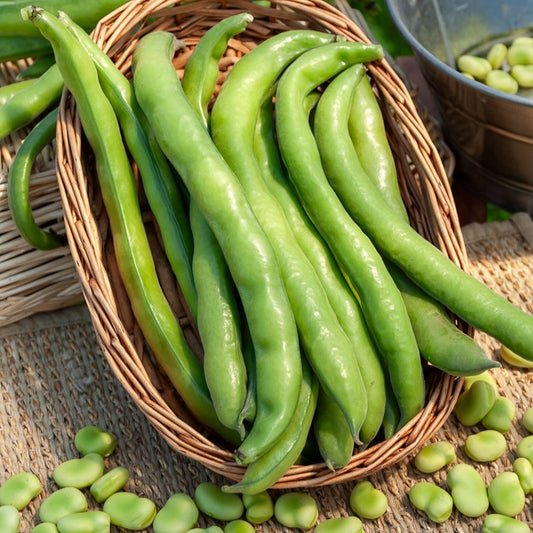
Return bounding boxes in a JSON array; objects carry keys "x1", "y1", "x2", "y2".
[
  {"x1": 294, "y1": 60, "x2": 423, "y2": 427},
  {"x1": 0, "y1": 35, "x2": 52, "y2": 63},
  {"x1": 132, "y1": 30, "x2": 302, "y2": 461},
  {"x1": 0, "y1": 79, "x2": 36, "y2": 106},
  {"x1": 223, "y1": 358, "x2": 319, "y2": 495},
  {"x1": 0, "y1": 0, "x2": 129, "y2": 37},
  {"x1": 23, "y1": 7, "x2": 238, "y2": 444},
  {"x1": 8, "y1": 107, "x2": 66, "y2": 250},
  {"x1": 313, "y1": 67, "x2": 533, "y2": 364},
  {"x1": 60, "y1": 12, "x2": 196, "y2": 317},
  {"x1": 17, "y1": 55, "x2": 56, "y2": 80},
  {"x1": 0, "y1": 63, "x2": 63, "y2": 141},
  {"x1": 254, "y1": 86, "x2": 386, "y2": 446},
  {"x1": 211, "y1": 31, "x2": 369, "y2": 444},
  {"x1": 181, "y1": 13, "x2": 255, "y2": 435}
]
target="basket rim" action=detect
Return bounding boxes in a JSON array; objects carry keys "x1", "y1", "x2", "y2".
[{"x1": 55, "y1": 0, "x2": 467, "y2": 489}]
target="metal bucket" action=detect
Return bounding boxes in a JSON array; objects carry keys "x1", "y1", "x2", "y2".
[{"x1": 386, "y1": 0, "x2": 533, "y2": 214}]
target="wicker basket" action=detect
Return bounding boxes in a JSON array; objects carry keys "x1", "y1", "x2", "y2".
[
  {"x1": 55, "y1": 0, "x2": 468, "y2": 488},
  {"x1": 0, "y1": 60, "x2": 82, "y2": 327}
]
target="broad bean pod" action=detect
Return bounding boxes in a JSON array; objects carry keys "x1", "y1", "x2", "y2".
[
  {"x1": 0, "y1": 35, "x2": 51, "y2": 63},
  {"x1": 23, "y1": 7, "x2": 237, "y2": 442},
  {"x1": 7, "y1": 107, "x2": 66, "y2": 250},
  {"x1": 308, "y1": 61, "x2": 424, "y2": 427},
  {"x1": 254, "y1": 82, "x2": 386, "y2": 446},
  {"x1": 181, "y1": 13, "x2": 255, "y2": 434},
  {"x1": 132, "y1": 29, "x2": 303, "y2": 464},
  {"x1": 0, "y1": 79, "x2": 35, "y2": 106},
  {"x1": 0, "y1": 63, "x2": 63, "y2": 141},
  {"x1": 211, "y1": 28, "x2": 369, "y2": 445}
]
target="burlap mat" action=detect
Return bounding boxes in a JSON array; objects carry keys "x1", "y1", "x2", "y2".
[{"x1": 1, "y1": 213, "x2": 532, "y2": 532}]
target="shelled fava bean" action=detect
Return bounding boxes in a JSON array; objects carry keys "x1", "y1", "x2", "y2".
[
  {"x1": 0, "y1": 504, "x2": 21, "y2": 533},
  {"x1": 457, "y1": 35, "x2": 533, "y2": 93}
]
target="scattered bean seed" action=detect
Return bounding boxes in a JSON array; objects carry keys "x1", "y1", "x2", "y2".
[
  {"x1": 274, "y1": 492, "x2": 318, "y2": 530},
  {"x1": 487, "y1": 43, "x2": 507, "y2": 69},
  {"x1": 188, "y1": 527, "x2": 224, "y2": 533},
  {"x1": 481, "y1": 396, "x2": 516, "y2": 433},
  {"x1": 516, "y1": 434, "x2": 533, "y2": 463},
  {"x1": 522, "y1": 407, "x2": 533, "y2": 433},
  {"x1": 90, "y1": 467, "x2": 129, "y2": 503},
  {"x1": 413, "y1": 441, "x2": 456, "y2": 473},
  {"x1": 464, "y1": 430, "x2": 507, "y2": 462},
  {"x1": 53, "y1": 453, "x2": 105, "y2": 489},
  {"x1": 0, "y1": 471, "x2": 42, "y2": 510},
  {"x1": 56, "y1": 510, "x2": 111, "y2": 533},
  {"x1": 242, "y1": 491, "x2": 274, "y2": 524},
  {"x1": 30, "y1": 523, "x2": 58, "y2": 533},
  {"x1": 507, "y1": 44, "x2": 533, "y2": 66},
  {"x1": 485, "y1": 70, "x2": 519, "y2": 94},
  {"x1": 482, "y1": 513, "x2": 530, "y2": 533},
  {"x1": 456, "y1": 55, "x2": 492, "y2": 80},
  {"x1": 152, "y1": 493, "x2": 199, "y2": 533},
  {"x1": 408, "y1": 482, "x2": 453, "y2": 523},
  {"x1": 74, "y1": 426, "x2": 116, "y2": 457},
  {"x1": 224, "y1": 519, "x2": 255, "y2": 533},
  {"x1": 487, "y1": 472, "x2": 525, "y2": 517},
  {"x1": 463, "y1": 372, "x2": 497, "y2": 392},
  {"x1": 446, "y1": 463, "x2": 488, "y2": 517},
  {"x1": 102, "y1": 491, "x2": 156, "y2": 530},
  {"x1": 511, "y1": 64, "x2": 533, "y2": 88},
  {"x1": 512, "y1": 457, "x2": 533, "y2": 495},
  {"x1": 313, "y1": 516, "x2": 364, "y2": 533},
  {"x1": 349, "y1": 481, "x2": 388, "y2": 520},
  {"x1": 194, "y1": 482, "x2": 243, "y2": 522},
  {"x1": 39, "y1": 487, "x2": 88, "y2": 524},
  {"x1": 513, "y1": 36, "x2": 533, "y2": 47},
  {"x1": 0, "y1": 504, "x2": 20, "y2": 533},
  {"x1": 454, "y1": 380, "x2": 496, "y2": 426}
]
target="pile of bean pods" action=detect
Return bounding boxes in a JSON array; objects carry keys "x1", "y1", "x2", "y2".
[
  {"x1": 457, "y1": 35, "x2": 533, "y2": 94},
  {"x1": 9, "y1": 4, "x2": 533, "y2": 495}
]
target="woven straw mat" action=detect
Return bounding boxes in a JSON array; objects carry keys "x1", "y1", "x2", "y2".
[{"x1": 1, "y1": 213, "x2": 532, "y2": 532}]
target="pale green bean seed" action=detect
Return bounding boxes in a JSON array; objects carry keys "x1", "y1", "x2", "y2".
[
  {"x1": 463, "y1": 372, "x2": 498, "y2": 392},
  {"x1": 273, "y1": 492, "x2": 318, "y2": 530},
  {"x1": 408, "y1": 482, "x2": 453, "y2": 523},
  {"x1": 90, "y1": 467, "x2": 129, "y2": 503},
  {"x1": 487, "y1": 43, "x2": 508, "y2": 69},
  {"x1": 53, "y1": 453, "x2": 105, "y2": 489},
  {"x1": 500, "y1": 345, "x2": 533, "y2": 368},
  {"x1": 485, "y1": 70, "x2": 519, "y2": 94},
  {"x1": 454, "y1": 380, "x2": 496, "y2": 426},
  {"x1": 512, "y1": 457, "x2": 533, "y2": 494},
  {"x1": 413, "y1": 441, "x2": 456, "y2": 473},
  {"x1": 487, "y1": 472, "x2": 525, "y2": 517},
  {"x1": 513, "y1": 36, "x2": 533, "y2": 47},
  {"x1": 511, "y1": 65, "x2": 533, "y2": 88},
  {"x1": 0, "y1": 504, "x2": 20, "y2": 533},
  {"x1": 507, "y1": 44, "x2": 533, "y2": 66},
  {"x1": 516, "y1": 434, "x2": 533, "y2": 463},
  {"x1": 39, "y1": 487, "x2": 88, "y2": 524},
  {"x1": 0, "y1": 471, "x2": 42, "y2": 510},
  {"x1": 446, "y1": 463, "x2": 488, "y2": 517},
  {"x1": 31, "y1": 523, "x2": 58, "y2": 533},
  {"x1": 242, "y1": 491, "x2": 273, "y2": 524},
  {"x1": 194, "y1": 482, "x2": 243, "y2": 522},
  {"x1": 187, "y1": 527, "x2": 224, "y2": 532},
  {"x1": 224, "y1": 519, "x2": 255, "y2": 533},
  {"x1": 153, "y1": 493, "x2": 199, "y2": 533},
  {"x1": 464, "y1": 430, "x2": 507, "y2": 462},
  {"x1": 522, "y1": 407, "x2": 533, "y2": 432},
  {"x1": 481, "y1": 396, "x2": 516, "y2": 433},
  {"x1": 102, "y1": 491, "x2": 156, "y2": 530},
  {"x1": 349, "y1": 481, "x2": 388, "y2": 520},
  {"x1": 457, "y1": 55, "x2": 492, "y2": 80},
  {"x1": 462, "y1": 72, "x2": 475, "y2": 80},
  {"x1": 313, "y1": 516, "x2": 363, "y2": 533},
  {"x1": 56, "y1": 510, "x2": 111, "y2": 533},
  {"x1": 482, "y1": 513, "x2": 531, "y2": 533},
  {"x1": 74, "y1": 426, "x2": 116, "y2": 457}
]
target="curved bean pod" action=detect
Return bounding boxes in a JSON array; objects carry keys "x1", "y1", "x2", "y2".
[
  {"x1": 0, "y1": 79, "x2": 36, "y2": 106},
  {"x1": 24, "y1": 7, "x2": 238, "y2": 443},
  {"x1": 8, "y1": 107, "x2": 66, "y2": 250},
  {"x1": 211, "y1": 29, "x2": 368, "y2": 444},
  {"x1": 132, "y1": 30, "x2": 301, "y2": 462},
  {"x1": 293, "y1": 60, "x2": 423, "y2": 427}
]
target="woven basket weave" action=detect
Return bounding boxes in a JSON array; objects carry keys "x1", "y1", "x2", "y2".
[
  {"x1": 0, "y1": 60, "x2": 82, "y2": 327},
  {"x1": 55, "y1": 0, "x2": 467, "y2": 488}
]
